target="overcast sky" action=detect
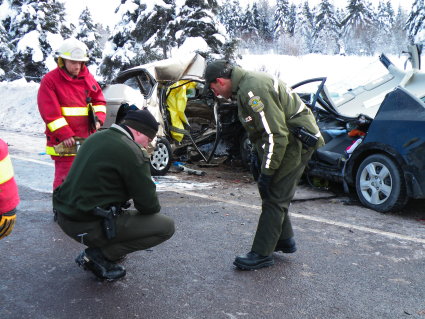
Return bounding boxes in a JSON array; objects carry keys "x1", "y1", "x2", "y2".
[{"x1": 66, "y1": 0, "x2": 414, "y2": 29}]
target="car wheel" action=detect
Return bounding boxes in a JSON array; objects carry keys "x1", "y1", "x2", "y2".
[
  {"x1": 355, "y1": 154, "x2": 408, "y2": 212},
  {"x1": 150, "y1": 137, "x2": 172, "y2": 176}
]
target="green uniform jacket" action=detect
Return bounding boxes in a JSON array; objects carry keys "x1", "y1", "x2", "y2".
[
  {"x1": 53, "y1": 125, "x2": 160, "y2": 221},
  {"x1": 231, "y1": 67, "x2": 324, "y2": 176}
]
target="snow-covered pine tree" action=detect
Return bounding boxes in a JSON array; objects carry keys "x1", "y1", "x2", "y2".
[
  {"x1": 2, "y1": 0, "x2": 71, "y2": 81},
  {"x1": 273, "y1": 0, "x2": 290, "y2": 40},
  {"x1": 75, "y1": 7, "x2": 103, "y2": 66},
  {"x1": 99, "y1": 0, "x2": 177, "y2": 82},
  {"x1": 375, "y1": 0, "x2": 394, "y2": 53},
  {"x1": 218, "y1": 0, "x2": 242, "y2": 39},
  {"x1": 315, "y1": 0, "x2": 340, "y2": 54},
  {"x1": 340, "y1": 0, "x2": 376, "y2": 55},
  {"x1": 392, "y1": 6, "x2": 408, "y2": 54},
  {"x1": 406, "y1": 0, "x2": 425, "y2": 43},
  {"x1": 240, "y1": 4, "x2": 259, "y2": 50},
  {"x1": 297, "y1": 1, "x2": 317, "y2": 54},
  {"x1": 273, "y1": 0, "x2": 291, "y2": 54},
  {"x1": 287, "y1": 4, "x2": 297, "y2": 38},
  {"x1": 175, "y1": 0, "x2": 227, "y2": 55},
  {"x1": 0, "y1": 16, "x2": 14, "y2": 80},
  {"x1": 256, "y1": 0, "x2": 274, "y2": 45}
]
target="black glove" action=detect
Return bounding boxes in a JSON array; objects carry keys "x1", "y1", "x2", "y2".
[
  {"x1": 250, "y1": 149, "x2": 260, "y2": 182},
  {"x1": 258, "y1": 173, "x2": 273, "y2": 200}
]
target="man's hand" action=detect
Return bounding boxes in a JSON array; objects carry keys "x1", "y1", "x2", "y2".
[
  {"x1": 0, "y1": 211, "x2": 16, "y2": 239},
  {"x1": 95, "y1": 121, "x2": 101, "y2": 131},
  {"x1": 250, "y1": 149, "x2": 260, "y2": 182},
  {"x1": 258, "y1": 173, "x2": 273, "y2": 200},
  {"x1": 62, "y1": 137, "x2": 75, "y2": 148}
]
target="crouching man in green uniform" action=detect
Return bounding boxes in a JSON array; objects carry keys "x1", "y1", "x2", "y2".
[
  {"x1": 53, "y1": 109, "x2": 175, "y2": 280},
  {"x1": 203, "y1": 61, "x2": 324, "y2": 270}
]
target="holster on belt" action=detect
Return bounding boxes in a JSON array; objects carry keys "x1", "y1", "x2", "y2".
[{"x1": 92, "y1": 206, "x2": 120, "y2": 239}]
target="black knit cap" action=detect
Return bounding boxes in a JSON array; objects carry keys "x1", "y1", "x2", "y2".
[{"x1": 122, "y1": 109, "x2": 159, "y2": 139}]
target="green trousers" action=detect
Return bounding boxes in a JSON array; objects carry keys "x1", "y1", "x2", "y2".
[
  {"x1": 252, "y1": 142, "x2": 314, "y2": 256},
  {"x1": 57, "y1": 210, "x2": 175, "y2": 261}
]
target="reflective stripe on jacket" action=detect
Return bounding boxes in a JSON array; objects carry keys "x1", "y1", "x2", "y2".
[
  {"x1": 231, "y1": 67, "x2": 324, "y2": 175},
  {"x1": 37, "y1": 65, "x2": 106, "y2": 157},
  {"x1": 0, "y1": 139, "x2": 20, "y2": 214}
]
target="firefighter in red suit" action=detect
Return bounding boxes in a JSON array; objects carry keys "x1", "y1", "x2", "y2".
[
  {"x1": 37, "y1": 38, "x2": 106, "y2": 190},
  {"x1": 0, "y1": 138, "x2": 19, "y2": 239}
]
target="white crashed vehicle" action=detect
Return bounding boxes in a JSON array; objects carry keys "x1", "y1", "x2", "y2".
[{"x1": 102, "y1": 54, "x2": 247, "y2": 176}]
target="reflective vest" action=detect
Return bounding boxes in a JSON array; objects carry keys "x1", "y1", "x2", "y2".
[
  {"x1": 0, "y1": 139, "x2": 19, "y2": 214},
  {"x1": 38, "y1": 65, "x2": 106, "y2": 157}
]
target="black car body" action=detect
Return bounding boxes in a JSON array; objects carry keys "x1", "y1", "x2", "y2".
[{"x1": 293, "y1": 52, "x2": 425, "y2": 212}]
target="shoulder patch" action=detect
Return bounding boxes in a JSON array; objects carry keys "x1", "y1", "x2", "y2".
[{"x1": 248, "y1": 96, "x2": 264, "y2": 113}]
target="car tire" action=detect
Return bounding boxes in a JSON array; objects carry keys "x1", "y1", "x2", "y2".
[
  {"x1": 150, "y1": 137, "x2": 172, "y2": 176},
  {"x1": 355, "y1": 154, "x2": 408, "y2": 212}
]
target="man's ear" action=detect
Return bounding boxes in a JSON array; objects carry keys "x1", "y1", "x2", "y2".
[{"x1": 216, "y1": 78, "x2": 225, "y2": 86}]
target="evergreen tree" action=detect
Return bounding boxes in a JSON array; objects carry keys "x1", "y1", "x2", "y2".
[
  {"x1": 218, "y1": 0, "x2": 242, "y2": 38},
  {"x1": 315, "y1": 0, "x2": 340, "y2": 54},
  {"x1": 287, "y1": 4, "x2": 297, "y2": 37},
  {"x1": 3, "y1": 0, "x2": 70, "y2": 81},
  {"x1": 99, "y1": 0, "x2": 145, "y2": 82},
  {"x1": 0, "y1": 22, "x2": 14, "y2": 80},
  {"x1": 406, "y1": 0, "x2": 425, "y2": 43},
  {"x1": 75, "y1": 7, "x2": 103, "y2": 65},
  {"x1": 175, "y1": 0, "x2": 226, "y2": 55},
  {"x1": 256, "y1": 0, "x2": 274, "y2": 50},
  {"x1": 273, "y1": 0, "x2": 290, "y2": 39},
  {"x1": 240, "y1": 4, "x2": 259, "y2": 49},
  {"x1": 375, "y1": 0, "x2": 394, "y2": 53},
  {"x1": 392, "y1": 6, "x2": 409, "y2": 54},
  {"x1": 99, "y1": 0, "x2": 177, "y2": 81},
  {"x1": 298, "y1": 1, "x2": 317, "y2": 54},
  {"x1": 341, "y1": 0, "x2": 376, "y2": 55}
]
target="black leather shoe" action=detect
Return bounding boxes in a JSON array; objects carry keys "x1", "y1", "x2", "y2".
[
  {"x1": 75, "y1": 247, "x2": 126, "y2": 281},
  {"x1": 53, "y1": 208, "x2": 58, "y2": 222},
  {"x1": 233, "y1": 251, "x2": 274, "y2": 270},
  {"x1": 274, "y1": 237, "x2": 297, "y2": 253}
]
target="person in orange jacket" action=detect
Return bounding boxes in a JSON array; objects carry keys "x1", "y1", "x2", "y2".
[
  {"x1": 0, "y1": 138, "x2": 19, "y2": 239},
  {"x1": 37, "y1": 38, "x2": 106, "y2": 190}
]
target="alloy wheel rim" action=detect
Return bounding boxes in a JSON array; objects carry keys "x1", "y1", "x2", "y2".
[{"x1": 359, "y1": 161, "x2": 392, "y2": 205}]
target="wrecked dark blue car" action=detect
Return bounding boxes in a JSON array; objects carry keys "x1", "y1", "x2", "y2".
[{"x1": 293, "y1": 75, "x2": 425, "y2": 212}]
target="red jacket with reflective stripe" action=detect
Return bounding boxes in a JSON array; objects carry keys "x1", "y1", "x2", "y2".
[
  {"x1": 0, "y1": 139, "x2": 19, "y2": 214},
  {"x1": 37, "y1": 65, "x2": 106, "y2": 157}
]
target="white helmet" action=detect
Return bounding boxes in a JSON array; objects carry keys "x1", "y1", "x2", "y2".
[{"x1": 57, "y1": 38, "x2": 89, "y2": 62}]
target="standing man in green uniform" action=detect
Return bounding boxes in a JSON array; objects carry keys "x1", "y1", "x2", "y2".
[
  {"x1": 53, "y1": 109, "x2": 175, "y2": 280},
  {"x1": 203, "y1": 60, "x2": 324, "y2": 270}
]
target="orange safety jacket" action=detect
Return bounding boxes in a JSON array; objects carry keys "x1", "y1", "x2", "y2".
[
  {"x1": 0, "y1": 139, "x2": 19, "y2": 214},
  {"x1": 37, "y1": 64, "x2": 106, "y2": 158}
]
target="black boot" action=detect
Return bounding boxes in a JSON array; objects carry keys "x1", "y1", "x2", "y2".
[
  {"x1": 274, "y1": 237, "x2": 297, "y2": 253},
  {"x1": 75, "y1": 247, "x2": 126, "y2": 281},
  {"x1": 233, "y1": 251, "x2": 274, "y2": 270}
]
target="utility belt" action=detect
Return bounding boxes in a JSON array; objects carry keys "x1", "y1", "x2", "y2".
[{"x1": 290, "y1": 126, "x2": 319, "y2": 148}]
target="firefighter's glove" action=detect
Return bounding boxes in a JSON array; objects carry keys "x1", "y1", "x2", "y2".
[
  {"x1": 250, "y1": 149, "x2": 260, "y2": 182},
  {"x1": 258, "y1": 173, "x2": 273, "y2": 200},
  {"x1": 0, "y1": 211, "x2": 16, "y2": 240}
]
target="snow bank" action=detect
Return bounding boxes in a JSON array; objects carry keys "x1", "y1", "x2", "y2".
[{"x1": 0, "y1": 79, "x2": 44, "y2": 135}]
